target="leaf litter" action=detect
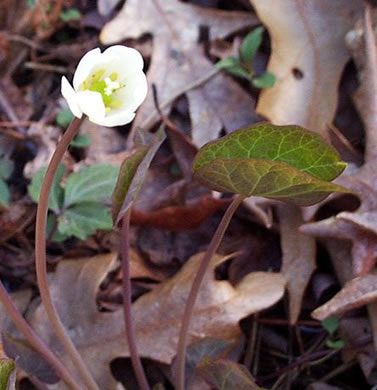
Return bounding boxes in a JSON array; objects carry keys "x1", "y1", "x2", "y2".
[{"x1": 0, "y1": 0, "x2": 376, "y2": 389}]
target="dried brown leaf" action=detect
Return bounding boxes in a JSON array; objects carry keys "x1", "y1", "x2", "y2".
[
  {"x1": 131, "y1": 195, "x2": 230, "y2": 231},
  {"x1": 279, "y1": 204, "x2": 316, "y2": 324},
  {"x1": 29, "y1": 252, "x2": 285, "y2": 389},
  {"x1": 250, "y1": 0, "x2": 363, "y2": 134},
  {"x1": 100, "y1": 0, "x2": 256, "y2": 146},
  {"x1": 312, "y1": 270, "x2": 377, "y2": 320},
  {"x1": 300, "y1": 7, "x2": 377, "y2": 279}
]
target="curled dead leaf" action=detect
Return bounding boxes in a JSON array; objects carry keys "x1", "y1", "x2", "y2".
[{"x1": 29, "y1": 252, "x2": 285, "y2": 389}]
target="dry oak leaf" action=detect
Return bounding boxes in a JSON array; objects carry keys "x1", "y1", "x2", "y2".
[
  {"x1": 29, "y1": 252, "x2": 285, "y2": 389},
  {"x1": 250, "y1": 0, "x2": 363, "y2": 134},
  {"x1": 312, "y1": 270, "x2": 377, "y2": 320},
  {"x1": 279, "y1": 204, "x2": 316, "y2": 325},
  {"x1": 100, "y1": 0, "x2": 257, "y2": 147},
  {"x1": 301, "y1": 9, "x2": 377, "y2": 277}
]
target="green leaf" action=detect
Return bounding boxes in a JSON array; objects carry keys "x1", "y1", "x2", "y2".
[
  {"x1": 56, "y1": 108, "x2": 74, "y2": 128},
  {"x1": 112, "y1": 127, "x2": 166, "y2": 225},
  {"x1": 0, "y1": 359, "x2": 16, "y2": 390},
  {"x1": 57, "y1": 202, "x2": 112, "y2": 240},
  {"x1": 216, "y1": 57, "x2": 252, "y2": 80},
  {"x1": 26, "y1": 0, "x2": 36, "y2": 9},
  {"x1": 46, "y1": 214, "x2": 70, "y2": 242},
  {"x1": 0, "y1": 158, "x2": 14, "y2": 180},
  {"x1": 64, "y1": 164, "x2": 119, "y2": 207},
  {"x1": 322, "y1": 316, "x2": 339, "y2": 335},
  {"x1": 252, "y1": 72, "x2": 276, "y2": 88},
  {"x1": 192, "y1": 123, "x2": 349, "y2": 206},
  {"x1": 240, "y1": 26, "x2": 264, "y2": 65},
  {"x1": 28, "y1": 165, "x2": 64, "y2": 212},
  {"x1": 326, "y1": 339, "x2": 345, "y2": 350},
  {"x1": 70, "y1": 135, "x2": 91, "y2": 148},
  {"x1": 59, "y1": 8, "x2": 81, "y2": 22},
  {"x1": 215, "y1": 57, "x2": 241, "y2": 70},
  {"x1": 197, "y1": 358, "x2": 264, "y2": 390},
  {"x1": 0, "y1": 180, "x2": 10, "y2": 207}
]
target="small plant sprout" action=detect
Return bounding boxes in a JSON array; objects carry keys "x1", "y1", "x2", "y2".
[
  {"x1": 61, "y1": 45, "x2": 148, "y2": 126},
  {"x1": 175, "y1": 123, "x2": 350, "y2": 390},
  {"x1": 216, "y1": 26, "x2": 276, "y2": 88}
]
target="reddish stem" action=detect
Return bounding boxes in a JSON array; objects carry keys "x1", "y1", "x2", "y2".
[
  {"x1": 120, "y1": 210, "x2": 150, "y2": 390},
  {"x1": 35, "y1": 117, "x2": 99, "y2": 390},
  {"x1": 175, "y1": 194, "x2": 245, "y2": 390},
  {"x1": 0, "y1": 281, "x2": 80, "y2": 390}
]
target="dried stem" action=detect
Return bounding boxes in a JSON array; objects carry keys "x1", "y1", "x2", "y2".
[
  {"x1": 0, "y1": 281, "x2": 80, "y2": 390},
  {"x1": 120, "y1": 210, "x2": 150, "y2": 390},
  {"x1": 35, "y1": 116, "x2": 99, "y2": 390},
  {"x1": 175, "y1": 194, "x2": 245, "y2": 390}
]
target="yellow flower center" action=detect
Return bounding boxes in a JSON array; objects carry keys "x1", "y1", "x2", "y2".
[{"x1": 79, "y1": 69, "x2": 123, "y2": 112}]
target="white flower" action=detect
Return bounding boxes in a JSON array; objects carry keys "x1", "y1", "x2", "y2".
[{"x1": 61, "y1": 45, "x2": 147, "y2": 127}]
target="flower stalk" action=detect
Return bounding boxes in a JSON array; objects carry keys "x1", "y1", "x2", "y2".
[
  {"x1": 120, "y1": 210, "x2": 150, "y2": 390},
  {"x1": 175, "y1": 194, "x2": 245, "y2": 390},
  {"x1": 0, "y1": 281, "x2": 81, "y2": 390},
  {"x1": 35, "y1": 116, "x2": 100, "y2": 390}
]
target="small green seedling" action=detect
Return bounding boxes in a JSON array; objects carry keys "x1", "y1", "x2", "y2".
[
  {"x1": 216, "y1": 26, "x2": 276, "y2": 88},
  {"x1": 59, "y1": 8, "x2": 81, "y2": 22},
  {"x1": 56, "y1": 109, "x2": 90, "y2": 148},
  {"x1": 322, "y1": 316, "x2": 345, "y2": 350},
  {"x1": 0, "y1": 157, "x2": 14, "y2": 207},
  {"x1": 56, "y1": 108, "x2": 74, "y2": 128},
  {"x1": 28, "y1": 164, "x2": 118, "y2": 240}
]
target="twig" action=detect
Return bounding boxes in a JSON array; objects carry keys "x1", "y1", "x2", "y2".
[
  {"x1": 175, "y1": 194, "x2": 245, "y2": 390},
  {"x1": 0, "y1": 85, "x2": 27, "y2": 136},
  {"x1": 139, "y1": 68, "x2": 220, "y2": 132},
  {"x1": 24, "y1": 62, "x2": 68, "y2": 74},
  {"x1": 35, "y1": 116, "x2": 100, "y2": 390},
  {"x1": 120, "y1": 210, "x2": 150, "y2": 390},
  {"x1": 363, "y1": 5, "x2": 377, "y2": 163},
  {"x1": 243, "y1": 314, "x2": 259, "y2": 369},
  {"x1": 0, "y1": 281, "x2": 80, "y2": 390}
]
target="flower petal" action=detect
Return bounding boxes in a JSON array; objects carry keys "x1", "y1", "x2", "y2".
[
  {"x1": 102, "y1": 45, "x2": 144, "y2": 72},
  {"x1": 61, "y1": 76, "x2": 82, "y2": 118},
  {"x1": 115, "y1": 71, "x2": 148, "y2": 113},
  {"x1": 76, "y1": 90, "x2": 106, "y2": 123},
  {"x1": 95, "y1": 110, "x2": 136, "y2": 127},
  {"x1": 73, "y1": 48, "x2": 101, "y2": 91}
]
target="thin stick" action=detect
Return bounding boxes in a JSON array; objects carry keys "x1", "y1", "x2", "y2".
[
  {"x1": 120, "y1": 210, "x2": 150, "y2": 390},
  {"x1": 0, "y1": 281, "x2": 80, "y2": 390},
  {"x1": 35, "y1": 116, "x2": 100, "y2": 390},
  {"x1": 175, "y1": 194, "x2": 245, "y2": 390},
  {"x1": 139, "y1": 68, "x2": 219, "y2": 131}
]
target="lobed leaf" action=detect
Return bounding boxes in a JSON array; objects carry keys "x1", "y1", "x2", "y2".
[
  {"x1": 112, "y1": 127, "x2": 166, "y2": 225},
  {"x1": 28, "y1": 165, "x2": 65, "y2": 212},
  {"x1": 0, "y1": 158, "x2": 14, "y2": 180},
  {"x1": 0, "y1": 180, "x2": 10, "y2": 207},
  {"x1": 64, "y1": 164, "x2": 119, "y2": 207},
  {"x1": 192, "y1": 123, "x2": 348, "y2": 206},
  {"x1": 57, "y1": 202, "x2": 113, "y2": 240}
]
